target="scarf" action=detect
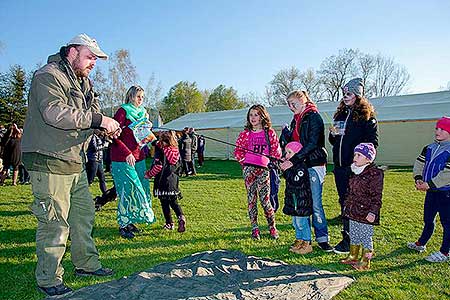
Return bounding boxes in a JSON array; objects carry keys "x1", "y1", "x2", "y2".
[
  {"x1": 291, "y1": 102, "x2": 319, "y2": 142},
  {"x1": 350, "y1": 162, "x2": 370, "y2": 175},
  {"x1": 121, "y1": 103, "x2": 147, "y2": 122}
]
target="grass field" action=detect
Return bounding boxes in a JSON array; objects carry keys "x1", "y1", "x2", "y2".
[{"x1": 0, "y1": 160, "x2": 449, "y2": 300}]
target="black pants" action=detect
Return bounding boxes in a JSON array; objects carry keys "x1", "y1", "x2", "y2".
[
  {"x1": 197, "y1": 151, "x2": 204, "y2": 166},
  {"x1": 160, "y1": 195, "x2": 183, "y2": 224},
  {"x1": 19, "y1": 164, "x2": 30, "y2": 183},
  {"x1": 86, "y1": 160, "x2": 107, "y2": 194},
  {"x1": 333, "y1": 165, "x2": 352, "y2": 233}
]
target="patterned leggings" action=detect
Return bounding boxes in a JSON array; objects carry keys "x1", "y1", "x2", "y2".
[
  {"x1": 349, "y1": 219, "x2": 374, "y2": 250},
  {"x1": 243, "y1": 166, "x2": 275, "y2": 229}
]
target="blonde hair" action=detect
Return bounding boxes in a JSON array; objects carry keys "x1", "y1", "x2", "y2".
[
  {"x1": 245, "y1": 104, "x2": 272, "y2": 130},
  {"x1": 286, "y1": 90, "x2": 314, "y2": 104},
  {"x1": 124, "y1": 85, "x2": 144, "y2": 104}
]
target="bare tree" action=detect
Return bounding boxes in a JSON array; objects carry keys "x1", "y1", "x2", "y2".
[
  {"x1": 241, "y1": 91, "x2": 265, "y2": 107},
  {"x1": 144, "y1": 72, "x2": 163, "y2": 110},
  {"x1": 91, "y1": 49, "x2": 138, "y2": 116},
  {"x1": 355, "y1": 53, "x2": 377, "y2": 97},
  {"x1": 372, "y1": 54, "x2": 410, "y2": 97},
  {"x1": 268, "y1": 66, "x2": 301, "y2": 105},
  {"x1": 318, "y1": 49, "x2": 358, "y2": 101},
  {"x1": 298, "y1": 68, "x2": 325, "y2": 101}
]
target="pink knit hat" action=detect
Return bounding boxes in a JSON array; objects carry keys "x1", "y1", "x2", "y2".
[
  {"x1": 436, "y1": 116, "x2": 450, "y2": 134},
  {"x1": 285, "y1": 141, "x2": 303, "y2": 154}
]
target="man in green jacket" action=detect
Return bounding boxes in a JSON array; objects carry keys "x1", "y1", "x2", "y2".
[{"x1": 22, "y1": 33, "x2": 121, "y2": 297}]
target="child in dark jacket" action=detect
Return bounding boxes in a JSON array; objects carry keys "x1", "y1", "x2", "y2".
[
  {"x1": 145, "y1": 131, "x2": 186, "y2": 232},
  {"x1": 407, "y1": 116, "x2": 450, "y2": 263},
  {"x1": 282, "y1": 141, "x2": 314, "y2": 255},
  {"x1": 339, "y1": 142, "x2": 383, "y2": 271}
]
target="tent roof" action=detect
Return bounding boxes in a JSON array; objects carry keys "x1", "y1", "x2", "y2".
[{"x1": 164, "y1": 90, "x2": 450, "y2": 130}]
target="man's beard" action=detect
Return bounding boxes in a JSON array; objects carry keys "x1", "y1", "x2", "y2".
[{"x1": 73, "y1": 54, "x2": 90, "y2": 78}]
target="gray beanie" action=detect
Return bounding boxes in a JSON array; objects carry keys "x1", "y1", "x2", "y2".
[{"x1": 343, "y1": 78, "x2": 364, "y2": 97}]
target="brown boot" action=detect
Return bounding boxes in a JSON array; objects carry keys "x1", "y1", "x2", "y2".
[
  {"x1": 341, "y1": 244, "x2": 361, "y2": 265},
  {"x1": 353, "y1": 248, "x2": 374, "y2": 271},
  {"x1": 290, "y1": 240, "x2": 313, "y2": 254},
  {"x1": 177, "y1": 215, "x2": 186, "y2": 232}
]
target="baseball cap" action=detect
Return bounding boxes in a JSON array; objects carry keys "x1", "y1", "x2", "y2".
[{"x1": 67, "y1": 33, "x2": 108, "y2": 60}]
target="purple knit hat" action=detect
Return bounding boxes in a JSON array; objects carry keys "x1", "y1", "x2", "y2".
[{"x1": 354, "y1": 143, "x2": 376, "y2": 161}]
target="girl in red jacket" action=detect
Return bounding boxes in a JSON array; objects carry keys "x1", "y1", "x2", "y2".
[
  {"x1": 339, "y1": 143, "x2": 383, "y2": 271},
  {"x1": 234, "y1": 104, "x2": 282, "y2": 240}
]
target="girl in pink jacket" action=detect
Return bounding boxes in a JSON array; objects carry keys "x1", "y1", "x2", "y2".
[{"x1": 234, "y1": 105, "x2": 282, "y2": 240}]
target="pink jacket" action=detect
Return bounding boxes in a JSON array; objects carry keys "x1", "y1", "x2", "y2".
[{"x1": 234, "y1": 128, "x2": 281, "y2": 167}]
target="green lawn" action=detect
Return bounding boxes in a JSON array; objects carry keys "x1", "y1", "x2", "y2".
[{"x1": 0, "y1": 160, "x2": 449, "y2": 300}]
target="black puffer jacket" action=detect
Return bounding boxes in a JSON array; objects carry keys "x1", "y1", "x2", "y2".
[
  {"x1": 329, "y1": 108, "x2": 378, "y2": 168},
  {"x1": 283, "y1": 111, "x2": 328, "y2": 168},
  {"x1": 343, "y1": 163, "x2": 383, "y2": 225},
  {"x1": 282, "y1": 162, "x2": 312, "y2": 217}
]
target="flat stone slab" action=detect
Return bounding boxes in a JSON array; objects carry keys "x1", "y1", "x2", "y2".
[{"x1": 52, "y1": 250, "x2": 354, "y2": 300}]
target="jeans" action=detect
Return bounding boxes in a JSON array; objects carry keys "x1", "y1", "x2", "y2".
[
  {"x1": 86, "y1": 160, "x2": 107, "y2": 194},
  {"x1": 293, "y1": 216, "x2": 311, "y2": 241},
  {"x1": 298, "y1": 168, "x2": 329, "y2": 243},
  {"x1": 418, "y1": 190, "x2": 450, "y2": 254}
]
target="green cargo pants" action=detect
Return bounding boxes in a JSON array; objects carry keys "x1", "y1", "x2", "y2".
[{"x1": 29, "y1": 170, "x2": 102, "y2": 287}]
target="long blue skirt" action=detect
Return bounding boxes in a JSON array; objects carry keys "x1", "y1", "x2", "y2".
[{"x1": 111, "y1": 160, "x2": 156, "y2": 228}]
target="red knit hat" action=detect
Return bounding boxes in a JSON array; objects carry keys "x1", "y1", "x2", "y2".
[{"x1": 436, "y1": 116, "x2": 450, "y2": 134}]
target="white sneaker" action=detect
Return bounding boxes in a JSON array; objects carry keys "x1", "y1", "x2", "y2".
[
  {"x1": 407, "y1": 242, "x2": 426, "y2": 253},
  {"x1": 425, "y1": 251, "x2": 449, "y2": 263}
]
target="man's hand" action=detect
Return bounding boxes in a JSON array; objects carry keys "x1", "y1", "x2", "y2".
[
  {"x1": 101, "y1": 116, "x2": 121, "y2": 138},
  {"x1": 126, "y1": 154, "x2": 136, "y2": 167}
]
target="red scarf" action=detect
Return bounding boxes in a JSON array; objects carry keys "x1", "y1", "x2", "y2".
[{"x1": 291, "y1": 102, "x2": 318, "y2": 142}]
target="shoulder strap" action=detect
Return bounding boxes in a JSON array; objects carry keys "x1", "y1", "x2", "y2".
[{"x1": 264, "y1": 128, "x2": 271, "y2": 154}]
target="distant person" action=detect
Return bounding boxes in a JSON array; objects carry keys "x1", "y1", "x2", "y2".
[
  {"x1": 329, "y1": 78, "x2": 378, "y2": 254},
  {"x1": 145, "y1": 131, "x2": 186, "y2": 232},
  {"x1": 234, "y1": 104, "x2": 282, "y2": 240},
  {"x1": 281, "y1": 141, "x2": 313, "y2": 254},
  {"x1": 407, "y1": 117, "x2": 450, "y2": 263},
  {"x1": 0, "y1": 124, "x2": 22, "y2": 185},
  {"x1": 179, "y1": 127, "x2": 193, "y2": 176},
  {"x1": 280, "y1": 90, "x2": 333, "y2": 252},
  {"x1": 86, "y1": 130, "x2": 109, "y2": 194},
  {"x1": 110, "y1": 85, "x2": 156, "y2": 239},
  {"x1": 188, "y1": 127, "x2": 197, "y2": 175},
  {"x1": 197, "y1": 134, "x2": 205, "y2": 167},
  {"x1": 338, "y1": 143, "x2": 383, "y2": 271},
  {"x1": 0, "y1": 124, "x2": 7, "y2": 169},
  {"x1": 21, "y1": 34, "x2": 119, "y2": 297}
]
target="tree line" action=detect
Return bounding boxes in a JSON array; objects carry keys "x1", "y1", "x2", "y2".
[{"x1": 0, "y1": 46, "x2": 421, "y2": 125}]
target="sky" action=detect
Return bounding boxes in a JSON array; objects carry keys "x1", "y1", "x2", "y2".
[{"x1": 1, "y1": 0, "x2": 450, "y2": 99}]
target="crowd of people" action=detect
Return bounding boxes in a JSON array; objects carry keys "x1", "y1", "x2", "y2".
[{"x1": 4, "y1": 33, "x2": 449, "y2": 297}]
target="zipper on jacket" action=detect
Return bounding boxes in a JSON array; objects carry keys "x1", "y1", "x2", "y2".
[{"x1": 338, "y1": 109, "x2": 352, "y2": 167}]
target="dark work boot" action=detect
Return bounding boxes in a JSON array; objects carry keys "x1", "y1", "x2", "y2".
[{"x1": 333, "y1": 231, "x2": 350, "y2": 254}]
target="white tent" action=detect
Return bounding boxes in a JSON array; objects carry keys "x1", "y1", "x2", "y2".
[{"x1": 164, "y1": 90, "x2": 450, "y2": 166}]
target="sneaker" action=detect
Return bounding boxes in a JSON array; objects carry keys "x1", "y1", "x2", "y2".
[
  {"x1": 163, "y1": 223, "x2": 175, "y2": 230},
  {"x1": 333, "y1": 238, "x2": 350, "y2": 254},
  {"x1": 119, "y1": 227, "x2": 135, "y2": 239},
  {"x1": 178, "y1": 215, "x2": 186, "y2": 232},
  {"x1": 75, "y1": 267, "x2": 114, "y2": 277},
  {"x1": 269, "y1": 227, "x2": 279, "y2": 239},
  {"x1": 38, "y1": 283, "x2": 72, "y2": 296},
  {"x1": 251, "y1": 228, "x2": 261, "y2": 240},
  {"x1": 407, "y1": 241, "x2": 426, "y2": 253},
  {"x1": 424, "y1": 251, "x2": 449, "y2": 263},
  {"x1": 127, "y1": 224, "x2": 140, "y2": 233},
  {"x1": 318, "y1": 242, "x2": 334, "y2": 252},
  {"x1": 290, "y1": 240, "x2": 313, "y2": 255}
]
